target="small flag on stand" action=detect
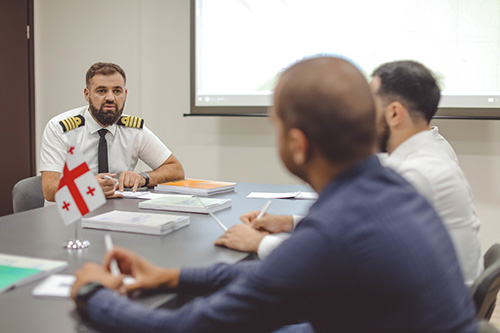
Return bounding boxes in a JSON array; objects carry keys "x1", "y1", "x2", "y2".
[{"x1": 55, "y1": 146, "x2": 105, "y2": 225}]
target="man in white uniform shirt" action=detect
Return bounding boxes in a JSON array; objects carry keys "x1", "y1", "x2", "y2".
[
  {"x1": 216, "y1": 60, "x2": 483, "y2": 286},
  {"x1": 40, "y1": 62, "x2": 184, "y2": 201},
  {"x1": 370, "y1": 60, "x2": 482, "y2": 285}
]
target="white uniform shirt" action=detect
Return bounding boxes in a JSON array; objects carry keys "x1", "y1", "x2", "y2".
[
  {"x1": 384, "y1": 127, "x2": 483, "y2": 286},
  {"x1": 40, "y1": 106, "x2": 172, "y2": 175}
]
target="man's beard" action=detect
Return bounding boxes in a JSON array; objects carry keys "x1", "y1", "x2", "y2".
[
  {"x1": 377, "y1": 116, "x2": 390, "y2": 153},
  {"x1": 89, "y1": 98, "x2": 125, "y2": 126}
]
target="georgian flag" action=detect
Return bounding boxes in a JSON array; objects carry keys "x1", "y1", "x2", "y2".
[{"x1": 55, "y1": 146, "x2": 106, "y2": 225}]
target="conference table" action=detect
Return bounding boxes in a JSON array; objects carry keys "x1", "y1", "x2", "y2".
[{"x1": 0, "y1": 182, "x2": 314, "y2": 332}]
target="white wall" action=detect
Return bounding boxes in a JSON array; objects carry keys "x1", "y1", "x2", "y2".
[
  {"x1": 433, "y1": 119, "x2": 500, "y2": 252},
  {"x1": 35, "y1": 0, "x2": 500, "y2": 251},
  {"x1": 34, "y1": 0, "x2": 297, "y2": 186}
]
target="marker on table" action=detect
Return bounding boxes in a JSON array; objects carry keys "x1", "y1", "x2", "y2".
[
  {"x1": 104, "y1": 233, "x2": 120, "y2": 276},
  {"x1": 256, "y1": 200, "x2": 273, "y2": 220},
  {"x1": 195, "y1": 196, "x2": 228, "y2": 232}
]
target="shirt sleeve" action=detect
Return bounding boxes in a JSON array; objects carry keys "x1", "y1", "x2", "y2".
[
  {"x1": 257, "y1": 233, "x2": 291, "y2": 259},
  {"x1": 39, "y1": 121, "x2": 68, "y2": 173},
  {"x1": 138, "y1": 126, "x2": 172, "y2": 170},
  {"x1": 292, "y1": 215, "x2": 304, "y2": 230}
]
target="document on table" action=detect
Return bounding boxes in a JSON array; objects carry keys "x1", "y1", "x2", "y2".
[
  {"x1": 246, "y1": 191, "x2": 318, "y2": 200},
  {"x1": 0, "y1": 254, "x2": 67, "y2": 294},
  {"x1": 117, "y1": 191, "x2": 192, "y2": 200},
  {"x1": 116, "y1": 190, "x2": 151, "y2": 198},
  {"x1": 32, "y1": 274, "x2": 75, "y2": 299},
  {"x1": 32, "y1": 274, "x2": 136, "y2": 299},
  {"x1": 141, "y1": 193, "x2": 192, "y2": 200}
]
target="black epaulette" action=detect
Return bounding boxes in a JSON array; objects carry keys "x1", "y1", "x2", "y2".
[
  {"x1": 117, "y1": 116, "x2": 144, "y2": 129},
  {"x1": 59, "y1": 115, "x2": 85, "y2": 132}
]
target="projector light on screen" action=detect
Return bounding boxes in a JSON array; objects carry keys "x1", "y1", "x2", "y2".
[{"x1": 191, "y1": 0, "x2": 500, "y2": 117}]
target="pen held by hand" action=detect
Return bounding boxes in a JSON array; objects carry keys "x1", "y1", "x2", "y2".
[
  {"x1": 256, "y1": 200, "x2": 273, "y2": 220},
  {"x1": 104, "y1": 233, "x2": 120, "y2": 276}
]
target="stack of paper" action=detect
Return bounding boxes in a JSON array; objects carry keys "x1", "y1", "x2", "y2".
[
  {"x1": 82, "y1": 210, "x2": 190, "y2": 235},
  {"x1": 0, "y1": 254, "x2": 68, "y2": 294},
  {"x1": 139, "y1": 195, "x2": 231, "y2": 214},
  {"x1": 155, "y1": 179, "x2": 236, "y2": 196},
  {"x1": 116, "y1": 190, "x2": 151, "y2": 199}
]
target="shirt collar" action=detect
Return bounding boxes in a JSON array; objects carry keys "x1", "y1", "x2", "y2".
[{"x1": 85, "y1": 108, "x2": 117, "y2": 136}]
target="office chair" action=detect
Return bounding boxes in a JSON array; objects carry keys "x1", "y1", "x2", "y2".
[
  {"x1": 484, "y1": 245, "x2": 500, "y2": 270},
  {"x1": 471, "y1": 244, "x2": 500, "y2": 320},
  {"x1": 12, "y1": 175, "x2": 45, "y2": 213},
  {"x1": 478, "y1": 320, "x2": 500, "y2": 333}
]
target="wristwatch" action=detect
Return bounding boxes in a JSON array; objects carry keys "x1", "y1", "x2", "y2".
[
  {"x1": 138, "y1": 172, "x2": 150, "y2": 187},
  {"x1": 75, "y1": 282, "x2": 104, "y2": 319}
]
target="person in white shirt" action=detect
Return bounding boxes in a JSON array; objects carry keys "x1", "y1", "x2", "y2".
[
  {"x1": 216, "y1": 60, "x2": 483, "y2": 286},
  {"x1": 370, "y1": 60, "x2": 482, "y2": 285},
  {"x1": 40, "y1": 62, "x2": 184, "y2": 201}
]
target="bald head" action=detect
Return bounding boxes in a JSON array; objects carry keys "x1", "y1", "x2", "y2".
[{"x1": 274, "y1": 57, "x2": 376, "y2": 164}]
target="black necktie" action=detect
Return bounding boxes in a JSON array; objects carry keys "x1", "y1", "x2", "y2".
[{"x1": 98, "y1": 129, "x2": 109, "y2": 174}]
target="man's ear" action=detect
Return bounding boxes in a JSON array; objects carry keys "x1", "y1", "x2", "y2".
[
  {"x1": 385, "y1": 101, "x2": 406, "y2": 127},
  {"x1": 84, "y1": 87, "x2": 90, "y2": 102},
  {"x1": 288, "y1": 128, "x2": 309, "y2": 165}
]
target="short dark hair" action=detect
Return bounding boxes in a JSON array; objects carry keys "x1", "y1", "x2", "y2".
[
  {"x1": 86, "y1": 62, "x2": 126, "y2": 87},
  {"x1": 276, "y1": 57, "x2": 376, "y2": 164},
  {"x1": 371, "y1": 60, "x2": 440, "y2": 123}
]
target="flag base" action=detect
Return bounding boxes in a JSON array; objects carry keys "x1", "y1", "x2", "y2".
[{"x1": 63, "y1": 239, "x2": 90, "y2": 249}]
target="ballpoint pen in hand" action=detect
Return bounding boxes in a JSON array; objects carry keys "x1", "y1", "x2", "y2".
[
  {"x1": 256, "y1": 200, "x2": 272, "y2": 220},
  {"x1": 104, "y1": 233, "x2": 120, "y2": 276}
]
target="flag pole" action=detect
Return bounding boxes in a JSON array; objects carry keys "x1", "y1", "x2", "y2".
[{"x1": 63, "y1": 218, "x2": 90, "y2": 249}]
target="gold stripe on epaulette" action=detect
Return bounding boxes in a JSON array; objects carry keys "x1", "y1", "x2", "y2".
[
  {"x1": 59, "y1": 115, "x2": 85, "y2": 132},
  {"x1": 118, "y1": 116, "x2": 144, "y2": 129}
]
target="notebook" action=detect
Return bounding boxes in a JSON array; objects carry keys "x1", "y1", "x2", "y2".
[
  {"x1": 139, "y1": 196, "x2": 231, "y2": 214},
  {"x1": 32, "y1": 274, "x2": 136, "y2": 299},
  {"x1": 82, "y1": 210, "x2": 190, "y2": 235},
  {"x1": 0, "y1": 253, "x2": 68, "y2": 294},
  {"x1": 154, "y1": 179, "x2": 236, "y2": 196}
]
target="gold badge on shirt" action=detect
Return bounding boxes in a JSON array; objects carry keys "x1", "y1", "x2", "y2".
[
  {"x1": 117, "y1": 116, "x2": 144, "y2": 129},
  {"x1": 59, "y1": 115, "x2": 85, "y2": 132}
]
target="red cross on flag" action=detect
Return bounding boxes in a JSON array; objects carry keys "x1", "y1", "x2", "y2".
[{"x1": 55, "y1": 146, "x2": 106, "y2": 225}]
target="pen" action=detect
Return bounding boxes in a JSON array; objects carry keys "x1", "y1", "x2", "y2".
[
  {"x1": 104, "y1": 233, "x2": 120, "y2": 276},
  {"x1": 195, "y1": 196, "x2": 228, "y2": 231},
  {"x1": 256, "y1": 200, "x2": 272, "y2": 220},
  {"x1": 103, "y1": 175, "x2": 118, "y2": 182}
]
